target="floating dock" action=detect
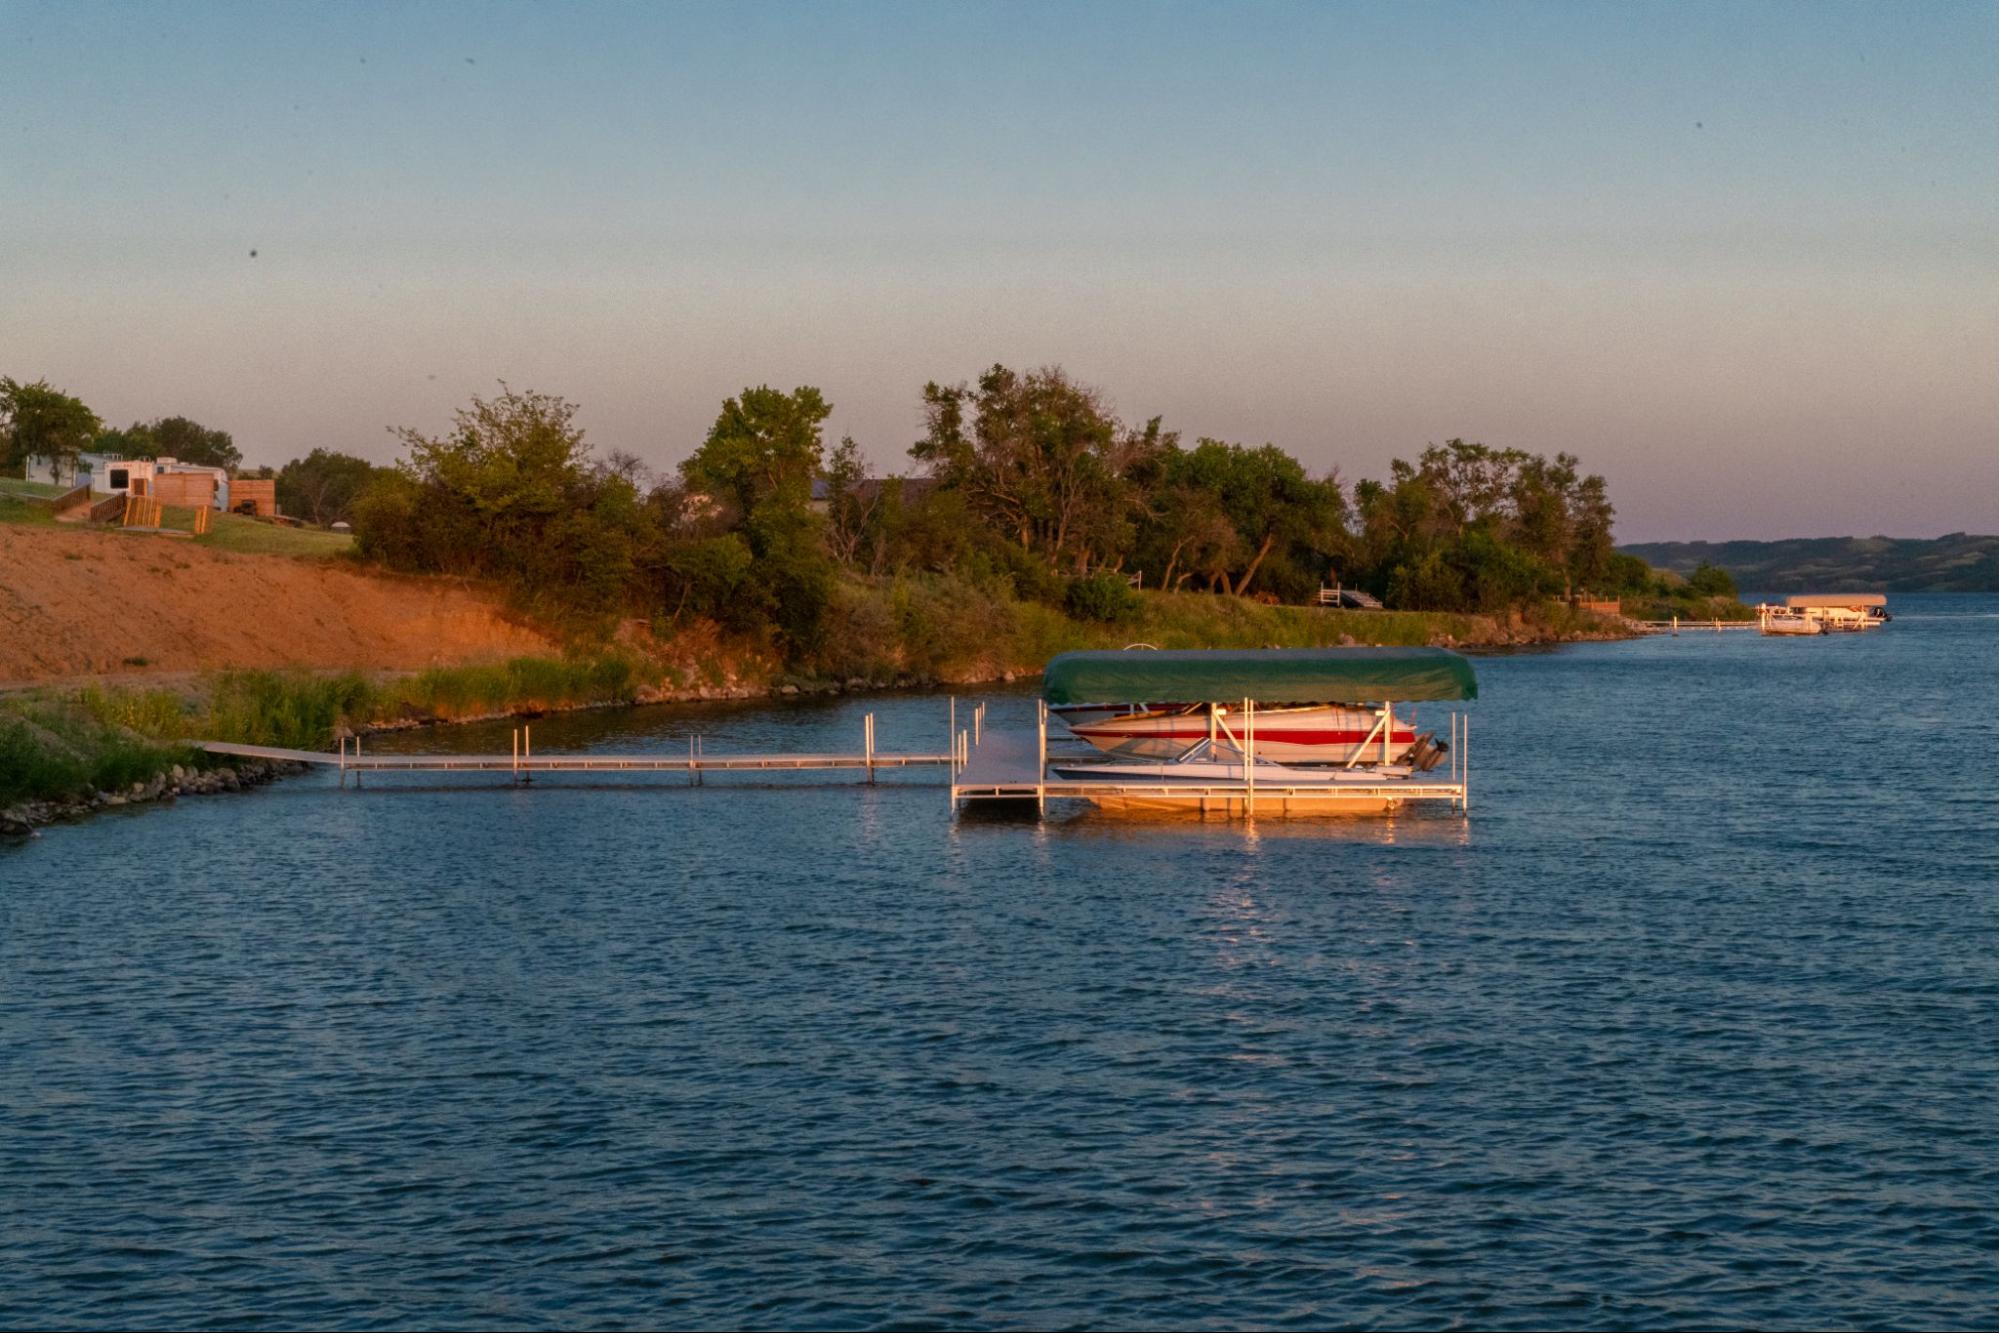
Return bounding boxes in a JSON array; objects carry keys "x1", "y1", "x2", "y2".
[{"x1": 945, "y1": 701, "x2": 1469, "y2": 816}]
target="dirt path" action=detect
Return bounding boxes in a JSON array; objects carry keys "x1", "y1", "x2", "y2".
[{"x1": 0, "y1": 525, "x2": 557, "y2": 685}]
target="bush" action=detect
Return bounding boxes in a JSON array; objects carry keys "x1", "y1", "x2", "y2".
[
  {"x1": 1065, "y1": 571, "x2": 1140, "y2": 623},
  {"x1": 1687, "y1": 561, "x2": 1737, "y2": 598}
]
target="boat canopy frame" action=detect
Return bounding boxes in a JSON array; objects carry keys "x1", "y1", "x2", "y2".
[{"x1": 1041, "y1": 646, "x2": 1477, "y2": 706}]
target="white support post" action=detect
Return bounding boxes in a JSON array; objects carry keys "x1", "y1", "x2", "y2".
[
  {"x1": 949, "y1": 697, "x2": 957, "y2": 780},
  {"x1": 689, "y1": 734, "x2": 697, "y2": 785},
  {"x1": 1245, "y1": 697, "x2": 1255, "y2": 820},
  {"x1": 864, "y1": 712, "x2": 876, "y2": 784},
  {"x1": 1347, "y1": 707, "x2": 1389, "y2": 769},
  {"x1": 1381, "y1": 701, "x2": 1392, "y2": 766},
  {"x1": 512, "y1": 728, "x2": 519, "y2": 785},
  {"x1": 1037, "y1": 697, "x2": 1047, "y2": 816},
  {"x1": 1462, "y1": 713, "x2": 1470, "y2": 812},
  {"x1": 339, "y1": 735, "x2": 347, "y2": 789}
]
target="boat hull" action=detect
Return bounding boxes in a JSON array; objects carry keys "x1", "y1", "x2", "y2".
[{"x1": 1060, "y1": 704, "x2": 1417, "y2": 764}]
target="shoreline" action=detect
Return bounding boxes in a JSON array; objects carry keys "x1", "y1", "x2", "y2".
[{"x1": 1, "y1": 613, "x2": 1633, "y2": 838}]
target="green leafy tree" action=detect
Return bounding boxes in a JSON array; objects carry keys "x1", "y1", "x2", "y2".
[
  {"x1": 1686, "y1": 561, "x2": 1737, "y2": 599},
  {"x1": 912, "y1": 365, "x2": 1127, "y2": 569},
  {"x1": 0, "y1": 378, "x2": 101, "y2": 475},
  {"x1": 137, "y1": 416, "x2": 241, "y2": 470},
  {"x1": 276, "y1": 449, "x2": 384, "y2": 525},
  {"x1": 680, "y1": 385, "x2": 837, "y2": 652},
  {"x1": 356, "y1": 385, "x2": 644, "y2": 616}
]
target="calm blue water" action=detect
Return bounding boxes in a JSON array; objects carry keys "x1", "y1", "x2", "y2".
[{"x1": 4, "y1": 595, "x2": 1996, "y2": 1330}]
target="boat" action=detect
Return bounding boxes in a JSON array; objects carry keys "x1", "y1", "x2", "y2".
[
  {"x1": 1055, "y1": 701, "x2": 1417, "y2": 765},
  {"x1": 1033, "y1": 646, "x2": 1478, "y2": 816},
  {"x1": 1758, "y1": 609, "x2": 1825, "y2": 636}
]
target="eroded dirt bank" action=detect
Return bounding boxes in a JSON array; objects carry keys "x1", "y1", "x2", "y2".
[{"x1": 0, "y1": 526, "x2": 555, "y2": 686}]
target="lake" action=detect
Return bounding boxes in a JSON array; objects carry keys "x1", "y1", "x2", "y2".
[{"x1": 3, "y1": 595, "x2": 1995, "y2": 1329}]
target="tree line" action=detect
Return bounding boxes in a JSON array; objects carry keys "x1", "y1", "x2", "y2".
[
  {"x1": 7, "y1": 366, "x2": 1690, "y2": 652},
  {"x1": 345, "y1": 366, "x2": 1665, "y2": 653}
]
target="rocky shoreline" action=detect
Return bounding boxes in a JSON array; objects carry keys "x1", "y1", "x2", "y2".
[{"x1": 0, "y1": 757, "x2": 308, "y2": 839}]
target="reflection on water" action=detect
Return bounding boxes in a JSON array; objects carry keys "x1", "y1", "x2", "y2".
[{"x1": 3, "y1": 595, "x2": 1996, "y2": 1330}]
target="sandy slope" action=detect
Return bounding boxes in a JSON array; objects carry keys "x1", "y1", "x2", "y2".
[{"x1": 0, "y1": 525, "x2": 556, "y2": 686}]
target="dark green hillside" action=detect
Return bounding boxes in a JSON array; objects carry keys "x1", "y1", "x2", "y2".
[{"x1": 1620, "y1": 534, "x2": 1999, "y2": 593}]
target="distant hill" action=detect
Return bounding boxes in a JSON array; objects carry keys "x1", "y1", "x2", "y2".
[{"x1": 1620, "y1": 534, "x2": 1999, "y2": 593}]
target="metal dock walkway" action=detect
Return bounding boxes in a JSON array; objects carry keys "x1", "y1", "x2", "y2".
[{"x1": 200, "y1": 712, "x2": 950, "y2": 786}]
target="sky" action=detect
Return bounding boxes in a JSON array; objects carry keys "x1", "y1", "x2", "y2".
[{"x1": 2, "y1": 1, "x2": 1994, "y2": 542}]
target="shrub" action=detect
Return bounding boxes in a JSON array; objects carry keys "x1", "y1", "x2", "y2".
[{"x1": 1065, "y1": 571, "x2": 1140, "y2": 623}]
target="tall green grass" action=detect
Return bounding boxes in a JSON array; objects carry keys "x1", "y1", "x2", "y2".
[
  {"x1": 1, "y1": 653, "x2": 655, "y2": 809},
  {"x1": 0, "y1": 704, "x2": 191, "y2": 805}
]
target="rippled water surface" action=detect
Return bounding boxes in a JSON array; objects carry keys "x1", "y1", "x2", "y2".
[{"x1": 5, "y1": 595, "x2": 1997, "y2": 1329}]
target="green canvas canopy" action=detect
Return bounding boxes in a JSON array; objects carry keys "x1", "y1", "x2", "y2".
[{"x1": 1041, "y1": 647, "x2": 1477, "y2": 705}]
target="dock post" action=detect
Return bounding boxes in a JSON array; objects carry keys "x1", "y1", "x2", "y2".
[
  {"x1": 353, "y1": 733, "x2": 361, "y2": 789},
  {"x1": 1463, "y1": 713, "x2": 1470, "y2": 812},
  {"x1": 1245, "y1": 698, "x2": 1255, "y2": 820},
  {"x1": 948, "y1": 697, "x2": 957, "y2": 780},
  {"x1": 864, "y1": 712, "x2": 876, "y2": 784},
  {"x1": 1672, "y1": 614, "x2": 1679, "y2": 636},
  {"x1": 688, "y1": 734, "x2": 696, "y2": 785},
  {"x1": 1036, "y1": 697, "x2": 1047, "y2": 816},
  {"x1": 522, "y1": 725, "x2": 531, "y2": 785},
  {"x1": 697, "y1": 734, "x2": 704, "y2": 785},
  {"x1": 512, "y1": 728, "x2": 519, "y2": 785},
  {"x1": 338, "y1": 735, "x2": 346, "y2": 789}
]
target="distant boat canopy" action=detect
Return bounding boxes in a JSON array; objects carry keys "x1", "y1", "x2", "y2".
[{"x1": 1041, "y1": 647, "x2": 1478, "y2": 705}]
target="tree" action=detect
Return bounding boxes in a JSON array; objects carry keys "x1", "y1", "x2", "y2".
[
  {"x1": 276, "y1": 449, "x2": 384, "y2": 526},
  {"x1": 356, "y1": 385, "x2": 644, "y2": 615},
  {"x1": 137, "y1": 416, "x2": 241, "y2": 471},
  {"x1": 680, "y1": 385, "x2": 837, "y2": 652},
  {"x1": 820, "y1": 434, "x2": 874, "y2": 568},
  {"x1": 1686, "y1": 561, "x2": 1737, "y2": 599},
  {"x1": 0, "y1": 378, "x2": 101, "y2": 476},
  {"x1": 682, "y1": 385, "x2": 830, "y2": 524},
  {"x1": 911, "y1": 365, "x2": 1126, "y2": 569}
]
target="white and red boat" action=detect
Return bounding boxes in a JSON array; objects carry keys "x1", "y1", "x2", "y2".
[{"x1": 1054, "y1": 701, "x2": 1417, "y2": 766}]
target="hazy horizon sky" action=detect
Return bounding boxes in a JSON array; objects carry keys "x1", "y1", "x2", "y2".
[{"x1": 3, "y1": 1, "x2": 1995, "y2": 542}]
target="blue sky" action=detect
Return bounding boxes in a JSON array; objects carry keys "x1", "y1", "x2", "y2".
[{"x1": 3, "y1": 1, "x2": 1994, "y2": 539}]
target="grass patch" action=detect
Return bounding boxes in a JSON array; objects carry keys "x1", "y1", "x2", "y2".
[
  {"x1": 0, "y1": 478, "x2": 70, "y2": 499},
  {"x1": 193, "y1": 513, "x2": 354, "y2": 558},
  {"x1": 0, "y1": 496, "x2": 58, "y2": 526}
]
